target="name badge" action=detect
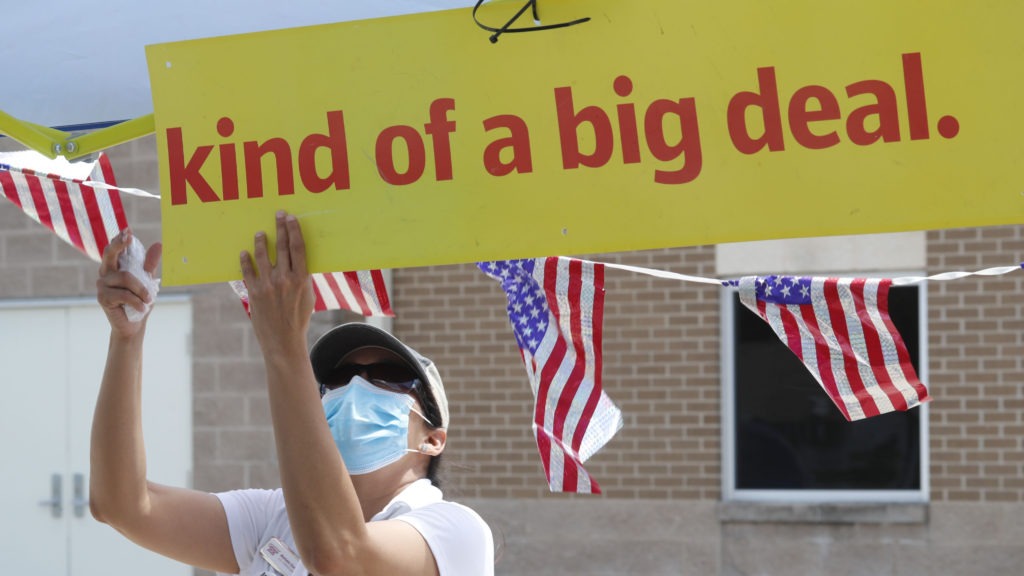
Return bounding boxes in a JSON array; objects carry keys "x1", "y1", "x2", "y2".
[{"x1": 259, "y1": 537, "x2": 300, "y2": 576}]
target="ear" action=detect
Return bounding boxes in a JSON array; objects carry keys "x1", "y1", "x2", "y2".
[{"x1": 418, "y1": 427, "x2": 447, "y2": 457}]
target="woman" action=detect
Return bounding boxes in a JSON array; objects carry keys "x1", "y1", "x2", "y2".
[{"x1": 90, "y1": 211, "x2": 493, "y2": 575}]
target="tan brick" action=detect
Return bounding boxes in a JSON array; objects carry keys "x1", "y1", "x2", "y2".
[
  {"x1": 218, "y1": 429, "x2": 275, "y2": 462},
  {"x1": 195, "y1": 394, "x2": 248, "y2": 427},
  {"x1": 0, "y1": 260, "x2": 30, "y2": 296},
  {"x1": 6, "y1": 233, "x2": 55, "y2": 265},
  {"x1": 965, "y1": 451, "x2": 1001, "y2": 463},
  {"x1": 193, "y1": 463, "x2": 246, "y2": 493},
  {"x1": 0, "y1": 203, "x2": 31, "y2": 231},
  {"x1": 985, "y1": 491, "x2": 1021, "y2": 502},
  {"x1": 948, "y1": 490, "x2": 982, "y2": 501},
  {"x1": 966, "y1": 477, "x2": 1000, "y2": 489},
  {"x1": 941, "y1": 228, "x2": 980, "y2": 240}
]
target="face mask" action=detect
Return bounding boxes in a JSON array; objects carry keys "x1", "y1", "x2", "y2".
[{"x1": 321, "y1": 376, "x2": 427, "y2": 475}]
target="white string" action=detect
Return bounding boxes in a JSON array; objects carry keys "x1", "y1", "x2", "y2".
[
  {"x1": 602, "y1": 262, "x2": 727, "y2": 285},
  {"x1": 78, "y1": 179, "x2": 160, "y2": 199},
  {"x1": 890, "y1": 266, "x2": 1022, "y2": 285},
  {"x1": 601, "y1": 261, "x2": 1022, "y2": 286}
]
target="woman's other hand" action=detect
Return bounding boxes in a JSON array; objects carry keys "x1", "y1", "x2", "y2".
[{"x1": 96, "y1": 229, "x2": 162, "y2": 337}]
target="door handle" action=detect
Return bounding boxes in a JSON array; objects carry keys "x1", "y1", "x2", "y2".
[
  {"x1": 73, "y1": 473, "x2": 89, "y2": 518},
  {"x1": 37, "y1": 473, "x2": 62, "y2": 518}
]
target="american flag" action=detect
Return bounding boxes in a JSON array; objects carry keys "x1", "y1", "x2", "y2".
[
  {"x1": 229, "y1": 269, "x2": 394, "y2": 317},
  {"x1": 479, "y1": 257, "x2": 622, "y2": 493},
  {"x1": 0, "y1": 153, "x2": 127, "y2": 262},
  {"x1": 737, "y1": 275, "x2": 930, "y2": 421}
]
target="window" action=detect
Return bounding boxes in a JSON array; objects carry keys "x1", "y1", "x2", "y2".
[{"x1": 721, "y1": 280, "x2": 928, "y2": 502}]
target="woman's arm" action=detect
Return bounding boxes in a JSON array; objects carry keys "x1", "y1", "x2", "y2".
[
  {"x1": 242, "y1": 212, "x2": 439, "y2": 576},
  {"x1": 89, "y1": 230, "x2": 238, "y2": 574}
]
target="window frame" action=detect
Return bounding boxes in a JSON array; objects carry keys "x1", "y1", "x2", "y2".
[{"x1": 720, "y1": 272, "x2": 930, "y2": 503}]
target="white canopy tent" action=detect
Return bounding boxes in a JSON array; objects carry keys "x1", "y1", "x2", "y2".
[{"x1": 0, "y1": 0, "x2": 470, "y2": 129}]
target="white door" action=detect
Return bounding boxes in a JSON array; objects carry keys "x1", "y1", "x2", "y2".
[{"x1": 0, "y1": 298, "x2": 193, "y2": 576}]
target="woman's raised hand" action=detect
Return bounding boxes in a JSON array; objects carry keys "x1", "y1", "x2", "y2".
[
  {"x1": 240, "y1": 211, "x2": 315, "y2": 356},
  {"x1": 96, "y1": 229, "x2": 162, "y2": 337}
]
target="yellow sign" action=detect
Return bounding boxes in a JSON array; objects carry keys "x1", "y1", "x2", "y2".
[{"x1": 146, "y1": 0, "x2": 1024, "y2": 286}]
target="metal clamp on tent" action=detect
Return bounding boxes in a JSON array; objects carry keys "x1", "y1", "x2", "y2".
[{"x1": 0, "y1": 109, "x2": 154, "y2": 160}]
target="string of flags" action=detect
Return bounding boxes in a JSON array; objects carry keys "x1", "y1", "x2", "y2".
[
  {"x1": 475, "y1": 261, "x2": 1021, "y2": 492},
  {"x1": 0, "y1": 151, "x2": 392, "y2": 318},
  {"x1": 2, "y1": 151, "x2": 1021, "y2": 493}
]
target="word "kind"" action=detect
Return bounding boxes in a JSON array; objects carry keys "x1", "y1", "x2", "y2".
[{"x1": 165, "y1": 99, "x2": 457, "y2": 206}]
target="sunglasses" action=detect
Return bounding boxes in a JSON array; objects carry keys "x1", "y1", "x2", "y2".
[{"x1": 320, "y1": 362, "x2": 421, "y2": 396}]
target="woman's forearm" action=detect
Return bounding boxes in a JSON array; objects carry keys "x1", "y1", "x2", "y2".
[
  {"x1": 89, "y1": 330, "x2": 151, "y2": 526},
  {"x1": 263, "y1": 346, "x2": 369, "y2": 572}
]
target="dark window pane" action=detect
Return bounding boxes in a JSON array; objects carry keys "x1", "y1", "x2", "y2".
[{"x1": 733, "y1": 285, "x2": 921, "y2": 490}]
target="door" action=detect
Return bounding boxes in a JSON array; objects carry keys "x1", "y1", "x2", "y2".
[{"x1": 0, "y1": 298, "x2": 193, "y2": 575}]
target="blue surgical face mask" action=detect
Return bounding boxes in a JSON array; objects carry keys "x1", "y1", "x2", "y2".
[{"x1": 321, "y1": 376, "x2": 427, "y2": 475}]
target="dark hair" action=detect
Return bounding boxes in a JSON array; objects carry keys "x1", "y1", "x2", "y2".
[{"x1": 414, "y1": 379, "x2": 445, "y2": 489}]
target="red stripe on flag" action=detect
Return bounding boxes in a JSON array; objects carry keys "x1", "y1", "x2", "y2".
[
  {"x1": 343, "y1": 271, "x2": 372, "y2": 316},
  {"x1": 79, "y1": 182, "x2": 110, "y2": 257},
  {"x1": 777, "y1": 305, "x2": 804, "y2": 359},
  {"x1": 25, "y1": 173, "x2": 55, "y2": 232},
  {"x1": 534, "y1": 259, "x2": 567, "y2": 477},
  {"x1": 311, "y1": 277, "x2": 327, "y2": 312},
  {"x1": 824, "y1": 280, "x2": 880, "y2": 418},
  {"x1": 562, "y1": 444, "x2": 579, "y2": 493},
  {"x1": 877, "y1": 279, "x2": 930, "y2": 402},
  {"x1": 795, "y1": 298, "x2": 852, "y2": 421},
  {"x1": 551, "y1": 259, "x2": 586, "y2": 443},
  {"x1": 533, "y1": 339, "x2": 566, "y2": 475},
  {"x1": 52, "y1": 179, "x2": 86, "y2": 256},
  {"x1": 369, "y1": 269, "x2": 394, "y2": 316},
  {"x1": 851, "y1": 279, "x2": 909, "y2": 411},
  {"x1": 533, "y1": 259, "x2": 559, "y2": 429},
  {"x1": 0, "y1": 170, "x2": 23, "y2": 207},
  {"x1": 95, "y1": 154, "x2": 129, "y2": 235},
  {"x1": 554, "y1": 258, "x2": 586, "y2": 492},
  {"x1": 571, "y1": 263, "x2": 604, "y2": 454},
  {"x1": 322, "y1": 273, "x2": 347, "y2": 312}
]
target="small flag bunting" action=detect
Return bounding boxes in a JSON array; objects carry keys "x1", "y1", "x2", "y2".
[
  {"x1": 0, "y1": 152, "x2": 127, "y2": 261},
  {"x1": 479, "y1": 257, "x2": 622, "y2": 493},
  {"x1": 737, "y1": 275, "x2": 930, "y2": 421},
  {"x1": 229, "y1": 270, "x2": 394, "y2": 317}
]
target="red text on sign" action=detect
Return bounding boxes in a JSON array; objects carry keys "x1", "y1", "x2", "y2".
[
  {"x1": 727, "y1": 52, "x2": 959, "y2": 154},
  {"x1": 554, "y1": 75, "x2": 703, "y2": 185},
  {"x1": 167, "y1": 111, "x2": 351, "y2": 206}
]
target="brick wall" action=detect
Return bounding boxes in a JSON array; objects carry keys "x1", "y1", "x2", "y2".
[{"x1": 927, "y1": 225, "x2": 1024, "y2": 503}]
